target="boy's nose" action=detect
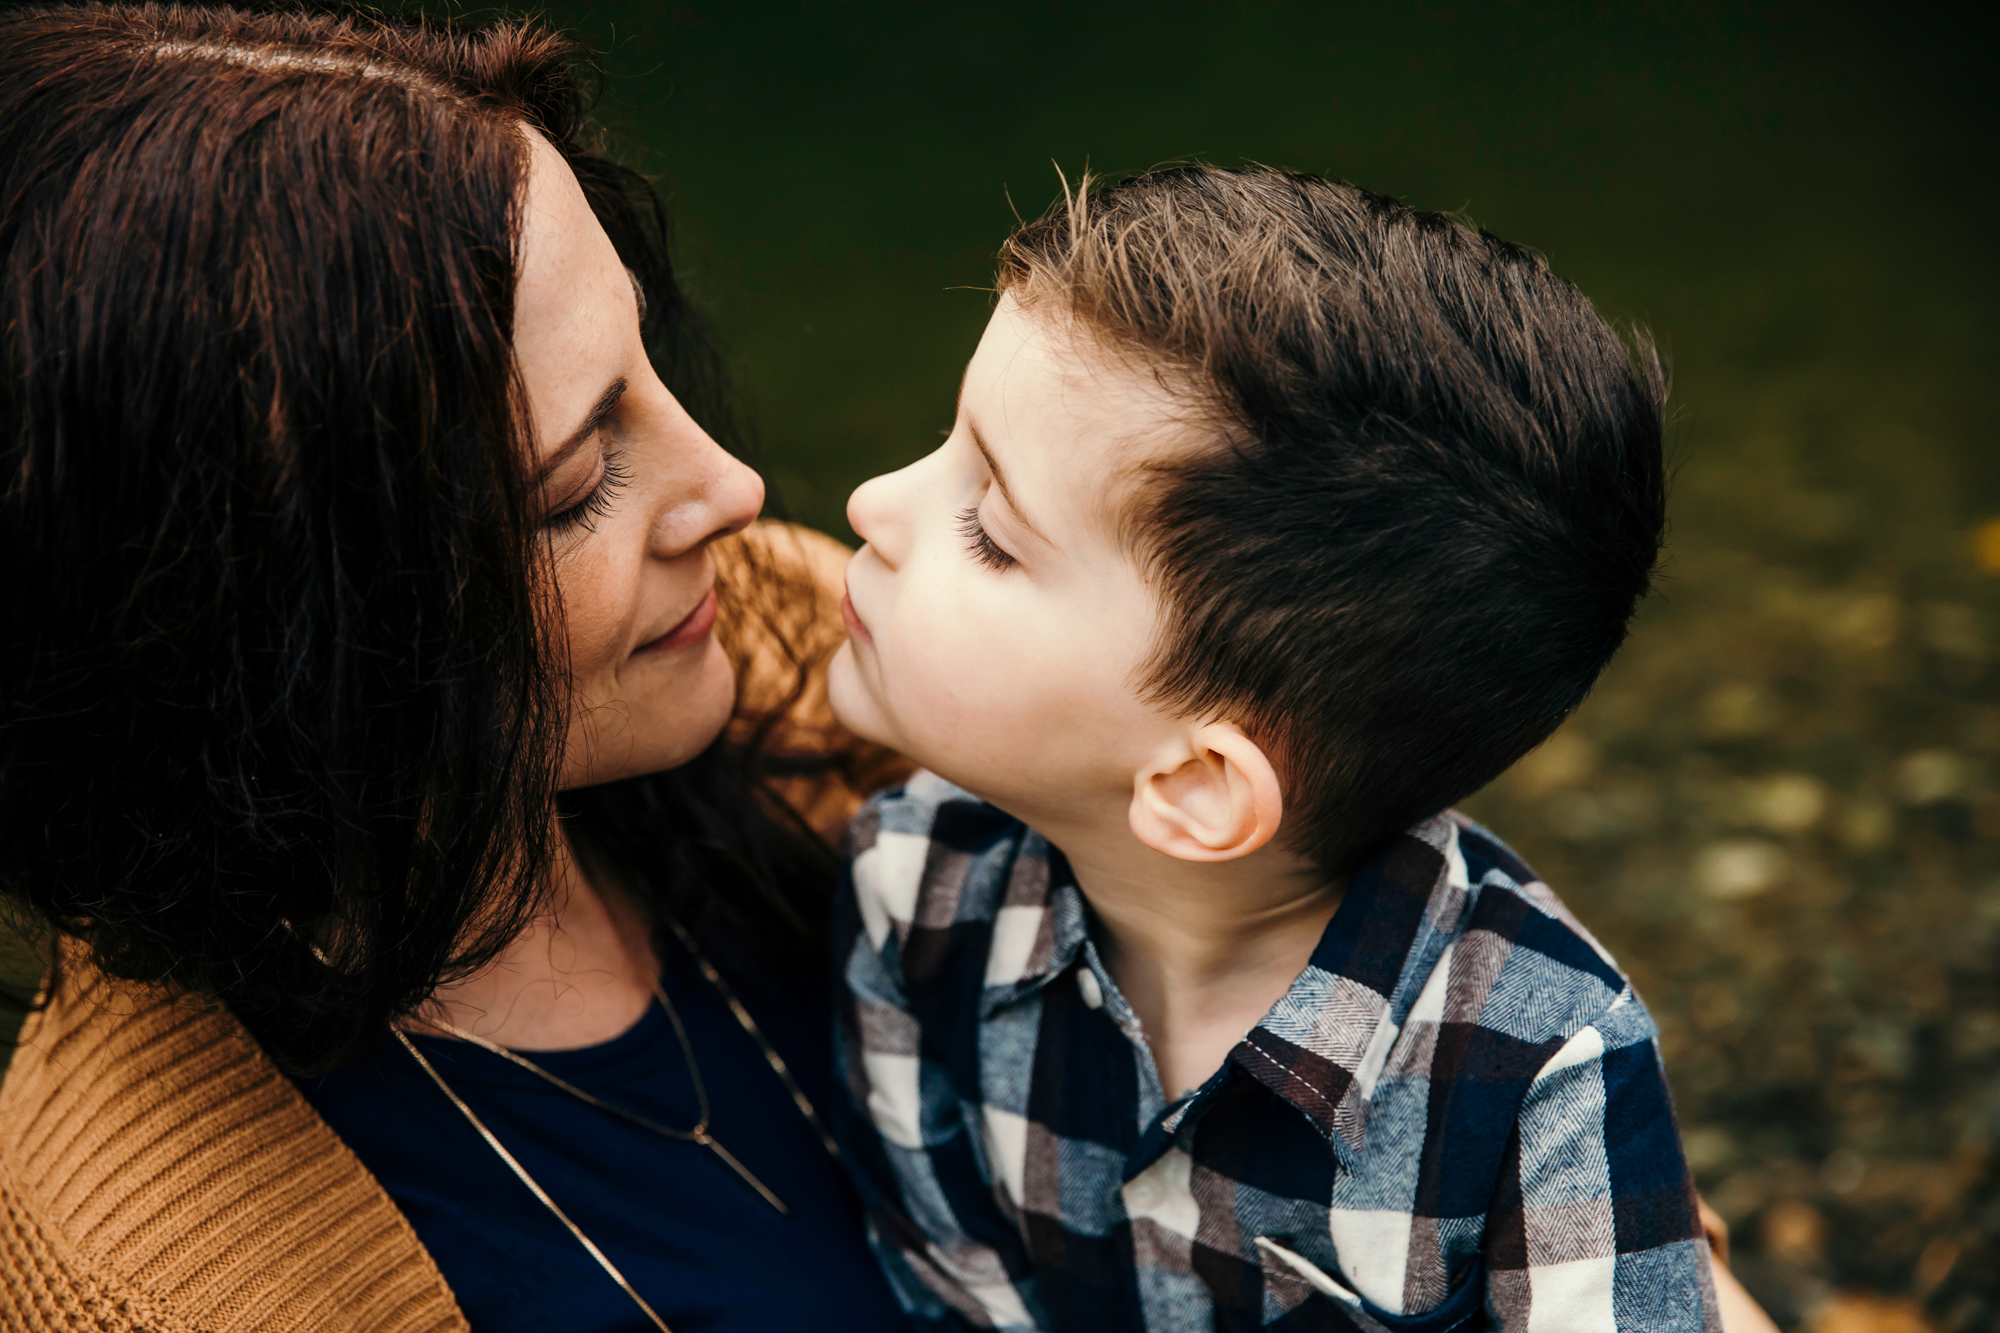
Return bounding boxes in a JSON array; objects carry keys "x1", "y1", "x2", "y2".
[{"x1": 846, "y1": 467, "x2": 909, "y2": 569}]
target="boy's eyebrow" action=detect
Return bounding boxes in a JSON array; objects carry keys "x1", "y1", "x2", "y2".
[
  {"x1": 538, "y1": 377, "x2": 628, "y2": 483},
  {"x1": 966, "y1": 415, "x2": 1053, "y2": 547}
]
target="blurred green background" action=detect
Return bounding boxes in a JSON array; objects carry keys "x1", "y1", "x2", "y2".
[{"x1": 538, "y1": 2, "x2": 1997, "y2": 1327}]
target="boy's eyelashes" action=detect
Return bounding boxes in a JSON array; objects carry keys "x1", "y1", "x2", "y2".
[{"x1": 955, "y1": 505, "x2": 1017, "y2": 571}]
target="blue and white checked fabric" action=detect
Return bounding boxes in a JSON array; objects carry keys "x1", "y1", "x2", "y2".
[{"x1": 833, "y1": 773, "x2": 1719, "y2": 1332}]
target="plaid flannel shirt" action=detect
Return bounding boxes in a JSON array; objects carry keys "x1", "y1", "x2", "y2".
[{"x1": 833, "y1": 773, "x2": 1719, "y2": 1333}]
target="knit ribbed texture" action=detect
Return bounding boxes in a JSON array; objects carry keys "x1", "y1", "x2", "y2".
[{"x1": 0, "y1": 956, "x2": 466, "y2": 1333}]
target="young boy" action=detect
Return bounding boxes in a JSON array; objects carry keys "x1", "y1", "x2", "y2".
[{"x1": 826, "y1": 166, "x2": 1716, "y2": 1333}]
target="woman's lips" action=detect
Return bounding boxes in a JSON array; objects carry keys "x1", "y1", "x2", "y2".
[
  {"x1": 840, "y1": 589, "x2": 872, "y2": 646},
  {"x1": 636, "y1": 587, "x2": 718, "y2": 655}
]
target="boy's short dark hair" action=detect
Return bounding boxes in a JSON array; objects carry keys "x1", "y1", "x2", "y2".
[{"x1": 998, "y1": 165, "x2": 1666, "y2": 873}]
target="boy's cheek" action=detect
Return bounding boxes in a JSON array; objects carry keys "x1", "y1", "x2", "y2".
[
  {"x1": 843, "y1": 581, "x2": 1125, "y2": 780},
  {"x1": 827, "y1": 624, "x2": 994, "y2": 760}
]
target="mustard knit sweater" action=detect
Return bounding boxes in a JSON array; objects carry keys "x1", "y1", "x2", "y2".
[{"x1": 0, "y1": 961, "x2": 466, "y2": 1333}]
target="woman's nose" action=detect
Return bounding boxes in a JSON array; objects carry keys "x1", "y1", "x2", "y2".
[
  {"x1": 657, "y1": 426, "x2": 764, "y2": 557},
  {"x1": 704, "y1": 445, "x2": 765, "y2": 544}
]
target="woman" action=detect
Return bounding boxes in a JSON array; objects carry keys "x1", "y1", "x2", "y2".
[{"x1": 0, "y1": 5, "x2": 906, "y2": 1330}]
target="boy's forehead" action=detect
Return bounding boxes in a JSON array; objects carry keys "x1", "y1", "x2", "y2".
[
  {"x1": 973, "y1": 298, "x2": 1169, "y2": 421},
  {"x1": 970, "y1": 298, "x2": 1208, "y2": 532}
]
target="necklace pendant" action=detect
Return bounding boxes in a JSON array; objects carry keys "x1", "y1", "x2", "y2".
[{"x1": 698, "y1": 1132, "x2": 791, "y2": 1216}]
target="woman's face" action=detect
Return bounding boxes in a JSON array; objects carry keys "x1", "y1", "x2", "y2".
[{"x1": 514, "y1": 131, "x2": 763, "y2": 788}]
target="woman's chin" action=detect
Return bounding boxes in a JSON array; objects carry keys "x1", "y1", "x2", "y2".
[{"x1": 559, "y1": 647, "x2": 738, "y2": 788}]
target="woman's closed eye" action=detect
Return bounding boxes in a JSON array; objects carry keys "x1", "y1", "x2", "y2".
[
  {"x1": 955, "y1": 505, "x2": 1015, "y2": 571},
  {"x1": 545, "y1": 449, "x2": 633, "y2": 535}
]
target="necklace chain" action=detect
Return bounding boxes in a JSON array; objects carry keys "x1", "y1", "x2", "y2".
[
  {"x1": 663, "y1": 917, "x2": 842, "y2": 1162},
  {"x1": 395, "y1": 924, "x2": 838, "y2": 1333},
  {"x1": 394, "y1": 1030, "x2": 679, "y2": 1333},
  {"x1": 419, "y1": 973, "x2": 793, "y2": 1214}
]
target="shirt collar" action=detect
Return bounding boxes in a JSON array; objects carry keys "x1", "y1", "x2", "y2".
[
  {"x1": 977, "y1": 840, "x2": 1093, "y2": 1015},
  {"x1": 980, "y1": 814, "x2": 1470, "y2": 1169},
  {"x1": 1229, "y1": 814, "x2": 1469, "y2": 1166}
]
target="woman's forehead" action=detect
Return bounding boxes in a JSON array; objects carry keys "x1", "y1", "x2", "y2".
[{"x1": 513, "y1": 130, "x2": 636, "y2": 460}]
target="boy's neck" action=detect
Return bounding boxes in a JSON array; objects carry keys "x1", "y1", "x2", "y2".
[{"x1": 1042, "y1": 813, "x2": 1343, "y2": 1103}]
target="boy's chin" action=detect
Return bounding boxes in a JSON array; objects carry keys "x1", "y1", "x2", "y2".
[{"x1": 825, "y1": 642, "x2": 893, "y2": 750}]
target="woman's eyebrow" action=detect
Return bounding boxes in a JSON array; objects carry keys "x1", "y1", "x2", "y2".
[
  {"x1": 966, "y1": 416, "x2": 1053, "y2": 548},
  {"x1": 538, "y1": 377, "x2": 628, "y2": 482}
]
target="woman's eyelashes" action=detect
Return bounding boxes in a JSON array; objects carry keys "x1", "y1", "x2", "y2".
[
  {"x1": 545, "y1": 448, "x2": 633, "y2": 535},
  {"x1": 955, "y1": 505, "x2": 1016, "y2": 571}
]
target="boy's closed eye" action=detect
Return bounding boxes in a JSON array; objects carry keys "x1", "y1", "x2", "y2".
[
  {"x1": 965, "y1": 416, "x2": 1056, "y2": 555},
  {"x1": 956, "y1": 505, "x2": 1016, "y2": 571}
]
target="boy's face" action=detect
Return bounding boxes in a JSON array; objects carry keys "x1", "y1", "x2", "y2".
[{"x1": 828, "y1": 296, "x2": 1197, "y2": 828}]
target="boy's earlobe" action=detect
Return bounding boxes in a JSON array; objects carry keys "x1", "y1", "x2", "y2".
[{"x1": 1127, "y1": 722, "x2": 1284, "y2": 863}]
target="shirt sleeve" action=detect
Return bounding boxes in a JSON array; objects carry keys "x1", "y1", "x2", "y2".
[
  {"x1": 1483, "y1": 992, "x2": 1722, "y2": 1333},
  {"x1": 831, "y1": 858, "x2": 1050, "y2": 1333}
]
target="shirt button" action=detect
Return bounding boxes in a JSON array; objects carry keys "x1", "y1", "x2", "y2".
[
  {"x1": 1077, "y1": 968, "x2": 1104, "y2": 1009},
  {"x1": 1127, "y1": 1178, "x2": 1160, "y2": 1210}
]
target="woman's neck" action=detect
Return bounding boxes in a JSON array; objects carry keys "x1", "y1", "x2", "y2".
[{"x1": 412, "y1": 826, "x2": 659, "y2": 1051}]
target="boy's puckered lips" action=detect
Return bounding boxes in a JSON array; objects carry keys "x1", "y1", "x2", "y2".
[{"x1": 841, "y1": 580, "x2": 873, "y2": 646}]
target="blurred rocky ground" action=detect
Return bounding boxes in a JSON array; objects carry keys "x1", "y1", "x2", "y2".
[{"x1": 1462, "y1": 268, "x2": 2000, "y2": 1329}]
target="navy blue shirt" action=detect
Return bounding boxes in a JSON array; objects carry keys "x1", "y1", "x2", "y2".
[{"x1": 299, "y1": 946, "x2": 910, "y2": 1333}]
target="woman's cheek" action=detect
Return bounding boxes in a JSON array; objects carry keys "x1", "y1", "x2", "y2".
[
  {"x1": 554, "y1": 545, "x2": 632, "y2": 703},
  {"x1": 562, "y1": 605, "x2": 619, "y2": 703}
]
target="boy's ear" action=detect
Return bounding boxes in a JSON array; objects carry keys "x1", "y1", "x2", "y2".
[{"x1": 1128, "y1": 721, "x2": 1284, "y2": 863}]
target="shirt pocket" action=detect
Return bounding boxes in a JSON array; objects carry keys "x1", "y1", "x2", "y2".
[{"x1": 1254, "y1": 1236, "x2": 1485, "y2": 1333}]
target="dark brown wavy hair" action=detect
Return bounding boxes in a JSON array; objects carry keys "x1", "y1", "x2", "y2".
[{"x1": 0, "y1": 2, "x2": 841, "y2": 1073}]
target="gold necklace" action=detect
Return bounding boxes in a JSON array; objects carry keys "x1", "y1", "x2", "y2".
[{"x1": 393, "y1": 920, "x2": 839, "y2": 1333}]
